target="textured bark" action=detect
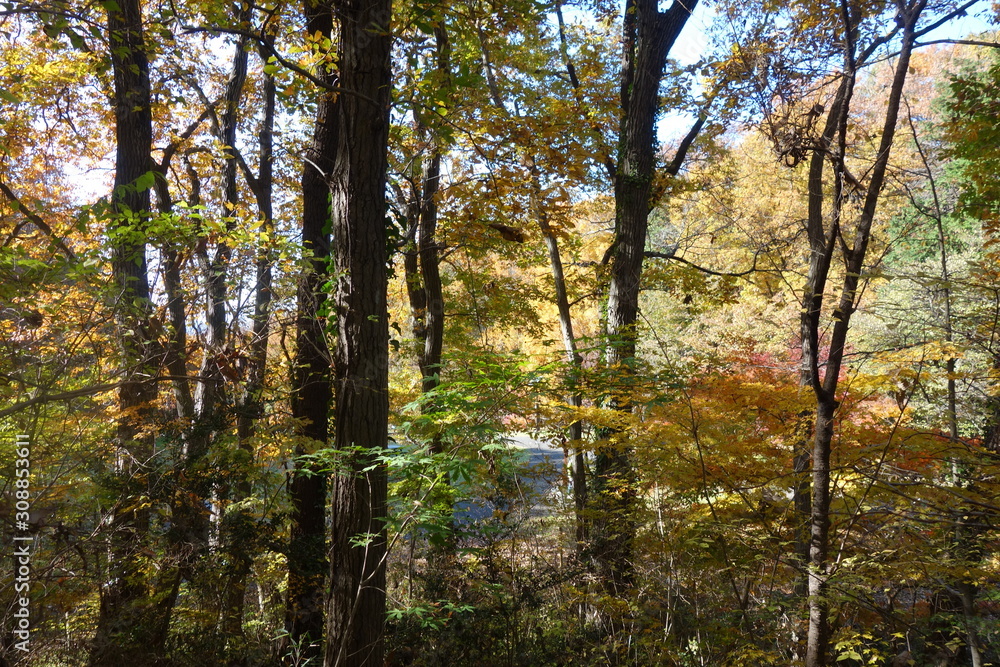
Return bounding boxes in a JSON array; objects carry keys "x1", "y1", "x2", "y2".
[
  {"x1": 403, "y1": 111, "x2": 445, "y2": 410},
  {"x1": 89, "y1": 0, "x2": 163, "y2": 663},
  {"x1": 285, "y1": 1, "x2": 336, "y2": 658},
  {"x1": 404, "y1": 119, "x2": 453, "y2": 564},
  {"x1": 594, "y1": 0, "x2": 696, "y2": 596},
  {"x1": 417, "y1": 26, "x2": 451, "y2": 560},
  {"x1": 418, "y1": 139, "x2": 444, "y2": 402},
  {"x1": 324, "y1": 0, "x2": 393, "y2": 664}
]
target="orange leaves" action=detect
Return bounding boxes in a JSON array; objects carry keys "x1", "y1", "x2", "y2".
[{"x1": 642, "y1": 365, "x2": 805, "y2": 482}]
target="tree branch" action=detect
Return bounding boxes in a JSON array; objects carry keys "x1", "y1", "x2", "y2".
[
  {"x1": 182, "y1": 25, "x2": 379, "y2": 107},
  {"x1": 159, "y1": 103, "x2": 216, "y2": 169},
  {"x1": 0, "y1": 374, "x2": 212, "y2": 419},
  {"x1": 0, "y1": 180, "x2": 76, "y2": 260},
  {"x1": 915, "y1": 38, "x2": 1000, "y2": 49},
  {"x1": 664, "y1": 92, "x2": 717, "y2": 177},
  {"x1": 644, "y1": 249, "x2": 761, "y2": 277},
  {"x1": 913, "y1": 0, "x2": 982, "y2": 39}
]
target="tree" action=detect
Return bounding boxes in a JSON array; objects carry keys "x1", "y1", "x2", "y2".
[
  {"x1": 4, "y1": 1, "x2": 1000, "y2": 664},
  {"x1": 785, "y1": 2, "x2": 982, "y2": 663},
  {"x1": 88, "y1": 0, "x2": 165, "y2": 662},
  {"x1": 325, "y1": 1, "x2": 393, "y2": 665},
  {"x1": 284, "y1": 0, "x2": 336, "y2": 658},
  {"x1": 398, "y1": 14, "x2": 452, "y2": 562},
  {"x1": 594, "y1": 0, "x2": 699, "y2": 595},
  {"x1": 222, "y1": 19, "x2": 279, "y2": 644}
]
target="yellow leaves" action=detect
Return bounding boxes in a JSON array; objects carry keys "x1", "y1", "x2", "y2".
[
  {"x1": 543, "y1": 403, "x2": 633, "y2": 439},
  {"x1": 847, "y1": 339, "x2": 975, "y2": 415},
  {"x1": 292, "y1": 28, "x2": 337, "y2": 69},
  {"x1": 1, "y1": 36, "x2": 105, "y2": 168}
]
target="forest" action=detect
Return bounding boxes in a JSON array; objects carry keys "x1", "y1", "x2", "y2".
[{"x1": 2, "y1": 0, "x2": 1000, "y2": 665}]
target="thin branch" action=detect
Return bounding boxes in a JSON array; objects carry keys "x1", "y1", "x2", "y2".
[
  {"x1": 664, "y1": 91, "x2": 717, "y2": 177},
  {"x1": 0, "y1": 374, "x2": 213, "y2": 419},
  {"x1": 0, "y1": 383, "x2": 122, "y2": 419},
  {"x1": 915, "y1": 38, "x2": 1000, "y2": 49},
  {"x1": 182, "y1": 25, "x2": 380, "y2": 107},
  {"x1": 569, "y1": 291, "x2": 600, "y2": 308},
  {"x1": 159, "y1": 103, "x2": 216, "y2": 169},
  {"x1": 644, "y1": 249, "x2": 761, "y2": 277},
  {"x1": 556, "y1": 0, "x2": 616, "y2": 181},
  {"x1": 913, "y1": 0, "x2": 982, "y2": 39},
  {"x1": 0, "y1": 180, "x2": 76, "y2": 260}
]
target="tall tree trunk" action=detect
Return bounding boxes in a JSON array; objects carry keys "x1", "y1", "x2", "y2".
[
  {"x1": 417, "y1": 132, "x2": 451, "y2": 556},
  {"x1": 415, "y1": 24, "x2": 451, "y2": 560},
  {"x1": 402, "y1": 26, "x2": 449, "y2": 448},
  {"x1": 224, "y1": 28, "x2": 279, "y2": 645},
  {"x1": 416, "y1": 24, "x2": 449, "y2": 405},
  {"x1": 594, "y1": 0, "x2": 696, "y2": 595},
  {"x1": 170, "y1": 9, "x2": 251, "y2": 593},
  {"x1": 544, "y1": 227, "x2": 588, "y2": 550},
  {"x1": 802, "y1": 8, "x2": 919, "y2": 664},
  {"x1": 324, "y1": 0, "x2": 393, "y2": 664},
  {"x1": 526, "y1": 155, "x2": 587, "y2": 550},
  {"x1": 90, "y1": 0, "x2": 163, "y2": 663},
  {"x1": 417, "y1": 125, "x2": 444, "y2": 429},
  {"x1": 792, "y1": 72, "x2": 851, "y2": 610},
  {"x1": 285, "y1": 1, "x2": 336, "y2": 659}
]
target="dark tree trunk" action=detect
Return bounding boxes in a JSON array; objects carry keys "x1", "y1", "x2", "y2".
[
  {"x1": 170, "y1": 12, "x2": 251, "y2": 596},
  {"x1": 792, "y1": 73, "x2": 850, "y2": 605},
  {"x1": 416, "y1": 24, "x2": 451, "y2": 560},
  {"x1": 324, "y1": 0, "x2": 393, "y2": 664},
  {"x1": 413, "y1": 124, "x2": 452, "y2": 560},
  {"x1": 404, "y1": 98, "x2": 446, "y2": 430},
  {"x1": 224, "y1": 28, "x2": 279, "y2": 644},
  {"x1": 593, "y1": 0, "x2": 696, "y2": 596},
  {"x1": 90, "y1": 0, "x2": 164, "y2": 663},
  {"x1": 801, "y1": 8, "x2": 919, "y2": 664},
  {"x1": 418, "y1": 136, "x2": 444, "y2": 405},
  {"x1": 407, "y1": 22, "x2": 449, "y2": 412},
  {"x1": 284, "y1": 1, "x2": 336, "y2": 659}
]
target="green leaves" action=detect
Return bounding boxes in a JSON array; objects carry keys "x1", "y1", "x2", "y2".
[
  {"x1": 134, "y1": 171, "x2": 156, "y2": 193},
  {"x1": 386, "y1": 600, "x2": 474, "y2": 631}
]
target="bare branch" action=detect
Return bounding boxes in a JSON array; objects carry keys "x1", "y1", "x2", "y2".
[
  {"x1": 182, "y1": 25, "x2": 380, "y2": 107},
  {"x1": 0, "y1": 374, "x2": 211, "y2": 419},
  {"x1": 0, "y1": 179, "x2": 76, "y2": 260},
  {"x1": 644, "y1": 249, "x2": 762, "y2": 277},
  {"x1": 915, "y1": 38, "x2": 1000, "y2": 49}
]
